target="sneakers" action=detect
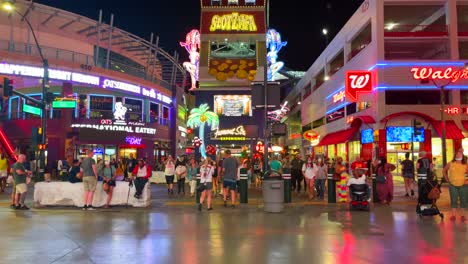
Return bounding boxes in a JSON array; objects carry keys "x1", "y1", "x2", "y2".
[
  {"x1": 87, "y1": 206, "x2": 95, "y2": 211},
  {"x1": 20, "y1": 205, "x2": 30, "y2": 210},
  {"x1": 411, "y1": 190, "x2": 415, "y2": 196},
  {"x1": 82, "y1": 205, "x2": 88, "y2": 210},
  {"x1": 10, "y1": 204, "x2": 15, "y2": 209},
  {"x1": 207, "y1": 207, "x2": 213, "y2": 211},
  {"x1": 198, "y1": 203, "x2": 202, "y2": 211}
]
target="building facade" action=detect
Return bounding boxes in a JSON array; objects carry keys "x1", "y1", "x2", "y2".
[
  {"x1": 0, "y1": 0, "x2": 186, "y2": 168},
  {"x1": 284, "y1": 0, "x2": 468, "y2": 174}
]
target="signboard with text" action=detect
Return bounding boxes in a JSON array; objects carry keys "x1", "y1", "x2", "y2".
[
  {"x1": 345, "y1": 71, "x2": 373, "y2": 102},
  {"x1": 201, "y1": 11, "x2": 265, "y2": 34}
]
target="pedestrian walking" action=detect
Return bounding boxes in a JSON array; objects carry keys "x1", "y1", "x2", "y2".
[
  {"x1": 314, "y1": 158, "x2": 327, "y2": 200},
  {"x1": 376, "y1": 157, "x2": 396, "y2": 205},
  {"x1": 175, "y1": 155, "x2": 188, "y2": 195},
  {"x1": 187, "y1": 158, "x2": 198, "y2": 197},
  {"x1": 132, "y1": 159, "x2": 151, "y2": 199},
  {"x1": 80, "y1": 150, "x2": 98, "y2": 210},
  {"x1": 302, "y1": 157, "x2": 316, "y2": 200},
  {"x1": 401, "y1": 153, "x2": 415, "y2": 197},
  {"x1": 222, "y1": 150, "x2": 240, "y2": 207},
  {"x1": 164, "y1": 156, "x2": 176, "y2": 194},
  {"x1": 291, "y1": 155, "x2": 304, "y2": 194},
  {"x1": 102, "y1": 161, "x2": 116, "y2": 208},
  {"x1": 211, "y1": 159, "x2": 219, "y2": 195},
  {"x1": 442, "y1": 150, "x2": 468, "y2": 222},
  {"x1": 198, "y1": 159, "x2": 215, "y2": 211},
  {"x1": 12, "y1": 154, "x2": 31, "y2": 210}
]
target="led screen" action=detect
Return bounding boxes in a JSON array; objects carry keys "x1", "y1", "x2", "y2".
[
  {"x1": 386, "y1": 127, "x2": 424, "y2": 142},
  {"x1": 361, "y1": 129, "x2": 373, "y2": 144},
  {"x1": 214, "y1": 95, "x2": 252, "y2": 116}
]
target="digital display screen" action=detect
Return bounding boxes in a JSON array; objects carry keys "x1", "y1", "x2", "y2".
[
  {"x1": 386, "y1": 127, "x2": 424, "y2": 142},
  {"x1": 105, "y1": 149, "x2": 116, "y2": 155},
  {"x1": 361, "y1": 129, "x2": 373, "y2": 144},
  {"x1": 214, "y1": 95, "x2": 252, "y2": 116}
]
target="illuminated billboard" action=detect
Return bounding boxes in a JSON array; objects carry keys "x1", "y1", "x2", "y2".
[{"x1": 214, "y1": 95, "x2": 252, "y2": 116}]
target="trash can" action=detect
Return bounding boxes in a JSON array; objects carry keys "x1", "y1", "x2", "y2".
[{"x1": 262, "y1": 171, "x2": 284, "y2": 213}]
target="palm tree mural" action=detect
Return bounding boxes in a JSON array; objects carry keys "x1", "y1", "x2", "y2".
[{"x1": 187, "y1": 104, "x2": 219, "y2": 158}]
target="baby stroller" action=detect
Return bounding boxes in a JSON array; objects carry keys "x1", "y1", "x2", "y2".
[
  {"x1": 349, "y1": 184, "x2": 370, "y2": 211},
  {"x1": 416, "y1": 178, "x2": 444, "y2": 219}
]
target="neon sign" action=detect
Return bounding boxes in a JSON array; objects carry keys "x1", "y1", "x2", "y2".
[
  {"x1": 180, "y1": 30, "x2": 200, "y2": 91},
  {"x1": 0, "y1": 62, "x2": 172, "y2": 104},
  {"x1": 209, "y1": 13, "x2": 257, "y2": 32},
  {"x1": 333, "y1": 90, "x2": 346, "y2": 103},
  {"x1": 411, "y1": 67, "x2": 468, "y2": 83},
  {"x1": 345, "y1": 71, "x2": 373, "y2": 102},
  {"x1": 266, "y1": 29, "x2": 287, "y2": 81},
  {"x1": 71, "y1": 123, "x2": 156, "y2": 135},
  {"x1": 125, "y1": 136, "x2": 142, "y2": 145},
  {"x1": 214, "y1": 126, "x2": 246, "y2": 138}
]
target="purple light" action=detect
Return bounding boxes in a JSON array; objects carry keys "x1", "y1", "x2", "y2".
[{"x1": 125, "y1": 136, "x2": 142, "y2": 145}]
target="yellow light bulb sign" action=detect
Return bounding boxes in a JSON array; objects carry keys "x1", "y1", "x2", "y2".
[{"x1": 209, "y1": 12, "x2": 257, "y2": 32}]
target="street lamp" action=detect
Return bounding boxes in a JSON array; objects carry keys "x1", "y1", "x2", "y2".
[{"x1": 3, "y1": 0, "x2": 49, "y2": 180}]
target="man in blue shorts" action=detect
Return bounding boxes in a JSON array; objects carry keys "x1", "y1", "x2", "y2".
[{"x1": 222, "y1": 150, "x2": 239, "y2": 208}]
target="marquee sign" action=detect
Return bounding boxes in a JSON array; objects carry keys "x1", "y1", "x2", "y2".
[
  {"x1": 71, "y1": 119, "x2": 156, "y2": 135},
  {"x1": 345, "y1": 71, "x2": 373, "y2": 102},
  {"x1": 303, "y1": 130, "x2": 320, "y2": 146},
  {"x1": 201, "y1": 11, "x2": 265, "y2": 34},
  {"x1": 213, "y1": 125, "x2": 246, "y2": 140},
  {"x1": 411, "y1": 67, "x2": 468, "y2": 83},
  {"x1": 0, "y1": 62, "x2": 172, "y2": 104},
  {"x1": 125, "y1": 136, "x2": 143, "y2": 145}
]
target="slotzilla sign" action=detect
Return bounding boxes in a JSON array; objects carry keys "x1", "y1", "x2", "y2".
[
  {"x1": 71, "y1": 123, "x2": 156, "y2": 135},
  {"x1": 0, "y1": 62, "x2": 172, "y2": 104}
]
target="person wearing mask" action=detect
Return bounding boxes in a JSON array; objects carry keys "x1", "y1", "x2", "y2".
[
  {"x1": 443, "y1": 149, "x2": 468, "y2": 222},
  {"x1": 291, "y1": 155, "x2": 304, "y2": 194},
  {"x1": 67, "y1": 159, "x2": 82, "y2": 183},
  {"x1": 222, "y1": 150, "x2": 240, "y2": 208},
  {"x1": 187, "y1": 158, "x2": 198, "y2": 197},
  {"x1": 80, "y1": 150, "x2": 98, "y2": 210},
  {"x1": 132, "y1": 159, "x2": 151, "y2": 199},
  {"x1": 376, "y1": 157, "x2": 396, "y2": 205},
  {"x1": 12, "y1": 154, "x2": 31, "y2": 210},
  {"x1": 0, "y1": 152, "x2": 9, "y2": 192},
  {"x1": 335, "y1": 157, "x2": 348, "y2": 203},
  {"x1": 126, "y1": 153, "x2": 138, "y2": 180},
  {"x1": 314, "y1": 157, "x2": 328, "y2": 200},
  {"x1": 102, "y1": 161, "x2": 116, "y2": 208},
  {"x1": 302, "y1": 157, "x2": 316, "y2": 200},
  {"x1": 175, "y1": 155, "x2": 188, "y2": 195},
  {"x1": 401, "y1": 153, "x2": 415, "y2": 197},
  {"x1": 164, "y1": 156, "x2": 176, "y2": 194},
  {"x1": 198, "y1": 158, "x2": 215, "y2": 211}
]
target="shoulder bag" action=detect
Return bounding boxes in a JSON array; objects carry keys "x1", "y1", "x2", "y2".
[
  {"x1": 375, "y1": 167, "x2": 387, "y2": 184},
  {"x1": 427, "y1": 181, "x2": 441, "y2": 200}
]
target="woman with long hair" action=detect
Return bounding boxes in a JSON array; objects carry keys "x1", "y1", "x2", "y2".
[
  {"x1": 198, "y1": 158, "x2": 214, "y2": 211},
  {"x1": 302, "y1": 156, "x2": 315, "y2": 200},
  {"x1": 314, "y1": 157, "x2": 328, "y2": 200},
  {"x1": 335, "y1": 157, "x2": 349, "y2": 203},
  {"x1": 164, "y1": 156, "x2": 176, "y2": 194},
  {"x1": 376, "y1": 157, "x2": 396, "y2": 205},
  {"x1": 443, "y1": 150, "x2": 468, "y2": 222},
  {"x1": 187, "y1": 158, "x2": 198, "y2": 197}
]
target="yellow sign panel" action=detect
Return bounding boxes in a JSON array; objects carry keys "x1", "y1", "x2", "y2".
[{"x1": 209, "y1": 12, "x2": 257, "y2": 32}]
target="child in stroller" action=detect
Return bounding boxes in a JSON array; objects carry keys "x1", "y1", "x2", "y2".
[
  {"x1": 416, "y1": 174, "x2": 443, "y2": 219},
  {"x1": 347, "y1": 167, "x2": 371, "y2": 210}
]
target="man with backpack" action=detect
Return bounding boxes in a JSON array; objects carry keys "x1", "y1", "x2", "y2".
[{"x1": 401, "y1": 153, "x2": 415, "y2": 197}]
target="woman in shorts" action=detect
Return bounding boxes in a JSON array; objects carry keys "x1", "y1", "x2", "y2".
[
  {"x1": 102, "y1": 161, "x2": 116, "y2": 208},
  {"x1": 198, "y1": 159, "x2": 214, "y2": 211},
  {"x1": 164, "y1": 156, "x2": 175, "y2": 194}
]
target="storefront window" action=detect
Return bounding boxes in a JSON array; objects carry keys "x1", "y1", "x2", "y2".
[
  {"x1": 119, "y1": 148, "x2": 137, "y2": 159},
  {"x1": 150, "y1": 102, "x2": 159, "y2": 123},
  {"x1": 89, "y1": 95, "x2": 113, "y2": 119},
  {"x1": 313, "y1": 146, "x2": 325, "y2": 156},
  {"x1": 327, "y1": 145, "x2": 336, "y2": 160},
  {"x1": 124, "y1": 98, "x2": 143, "y2": 122},
  {"x1": 78, "y1": 95, "x2": 88, "y2": 119},
  {"x1": 348, "y1": 141, "x2": 360, "y2": 162},
  {"x1": 337, "y1": 143, "x2": 346, "y2": 161},
  {"x1": 161, "y1": 106, "x2": 169, "y2": 126},
  {"x1": 432, "y1": 138, "x2": 454, "y2": 169}
]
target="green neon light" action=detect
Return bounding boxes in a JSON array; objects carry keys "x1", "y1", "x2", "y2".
[
  {"x1": 23, "y1": 104, "x2": 42, "y2": 116},
  {"x1": 52, "y1": 101, "x2": 77, "y2": 109}
]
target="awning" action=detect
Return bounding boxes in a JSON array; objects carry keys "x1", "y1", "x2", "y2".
[
  {"x1": 431, "y1": 120, "x2": 465, "y2": 140},
  {"x1": 350, "y1": 115, "x2": 376, "y2": 128},
  {"x1": 462, "y1": 120, "x2": 468, "y2": 132},
  {"x1": 318, "y1": 126, "x2": 359, "y2": 146}
]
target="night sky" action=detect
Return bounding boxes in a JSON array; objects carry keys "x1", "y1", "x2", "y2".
[{"x1": 35, "y1": 0, "x2": 364, "y2": 71}]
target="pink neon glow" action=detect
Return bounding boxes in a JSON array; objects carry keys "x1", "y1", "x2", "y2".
[
  {"x1": 411, "y1": 67, "x2": 468, "y2": 83},
  {"x1": 180, "y1": 29, "x2": 200, "y2": 91},
  {"x1": 0, "y1": 129, "x2": 17, "y2": 161}
]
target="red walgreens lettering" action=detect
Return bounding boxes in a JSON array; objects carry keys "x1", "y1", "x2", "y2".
[{"x1": 411, "y1": 67, "x2": 468, "y2": 83}]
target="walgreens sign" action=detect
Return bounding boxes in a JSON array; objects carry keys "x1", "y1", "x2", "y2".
[
  {"x1": 411, "y1": 67, "x2": 468, "y2": 83},
  {"x1": 345, "y1": 71, "x2": 373, "y2": 101}
]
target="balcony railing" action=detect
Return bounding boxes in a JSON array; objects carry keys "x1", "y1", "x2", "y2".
[
  {"x1": 384, "y1": 25, "x2": 448, "y2": 37},
  {"x1": 0, "y1": 39, "x2": 161, "y2": 86}
]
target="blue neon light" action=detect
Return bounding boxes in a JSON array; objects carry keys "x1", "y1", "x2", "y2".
[
  {"x1": 326, "y1": 103, "x2": 348, "y2": 114},
  {"x1": 325, "y1": 86, "x2": 345, "y2": 99},
  {"x1": 266, "y1": 29, "x2": 287, "y2": 81}
]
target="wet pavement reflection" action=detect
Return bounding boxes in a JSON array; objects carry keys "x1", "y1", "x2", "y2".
[{"x1": 0, "y1": 203, "x2": 466, "y2": 264}]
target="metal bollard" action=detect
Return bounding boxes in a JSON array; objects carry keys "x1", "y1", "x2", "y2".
[
  {"x1": 239, "y1": 168, "x2": 248, "y2": 204},
  {"x1": 372, "y1": 173, "x2": 378, "y2": 203},
  {"x1": 282, "y1": 168, "x2": 292, "y2": 203},
  {"x1": 327, "y1": 167, "x2": 336, "y2": 203}
]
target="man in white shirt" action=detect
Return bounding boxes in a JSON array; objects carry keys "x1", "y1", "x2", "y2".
[{"x1": 347, "y1": 168, "x2": 370, "y2": 201}]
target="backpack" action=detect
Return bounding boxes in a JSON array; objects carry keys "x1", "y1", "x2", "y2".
[{"x1": 427, "y1": 181, "x2": 441, "y2": 200}]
